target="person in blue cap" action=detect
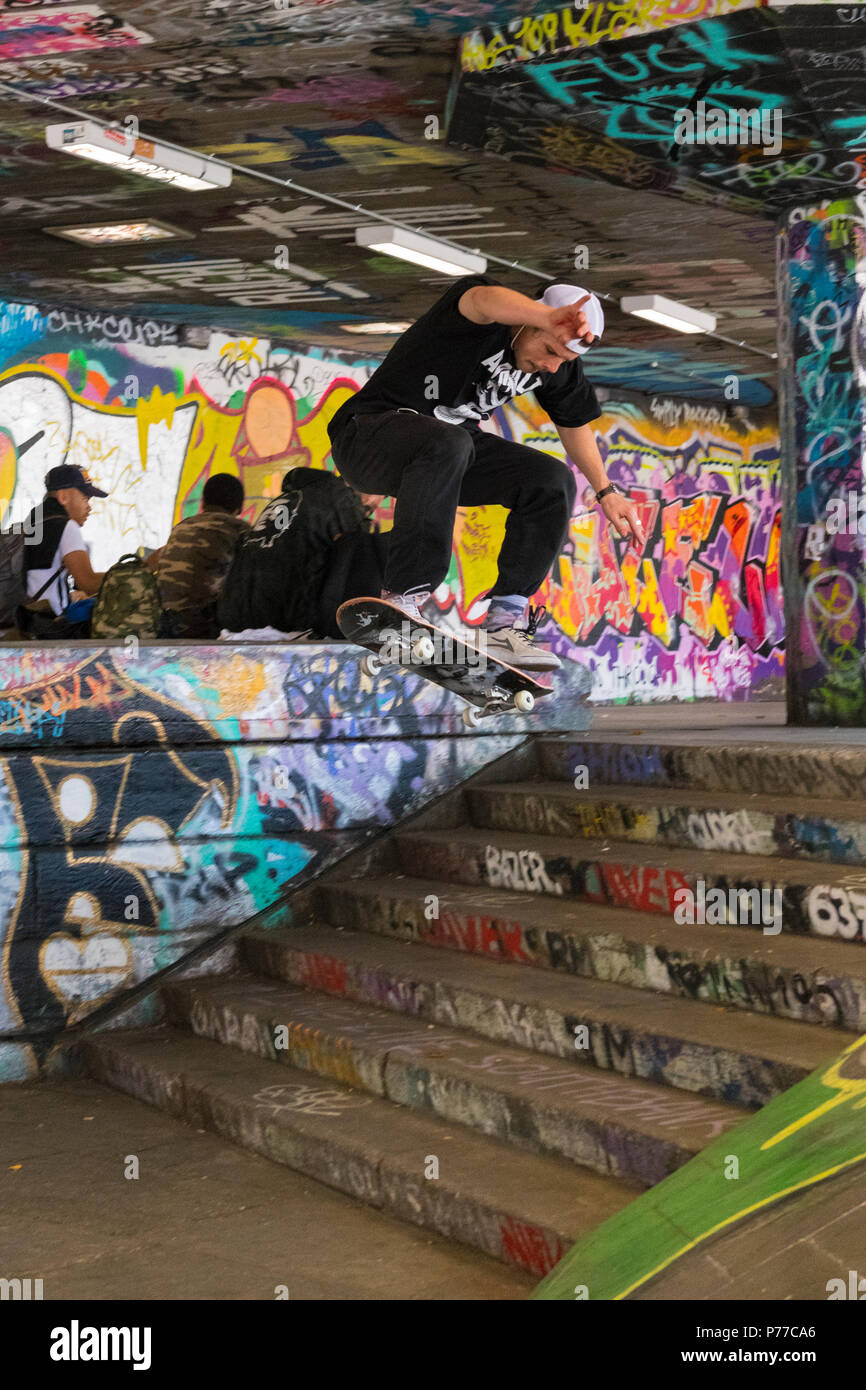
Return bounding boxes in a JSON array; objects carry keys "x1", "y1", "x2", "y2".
[{"x1": 328, "y1": 278, "x2": 644, "y2": 670}]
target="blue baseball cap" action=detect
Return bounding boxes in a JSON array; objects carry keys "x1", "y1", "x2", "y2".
[{"x1": 45, "y1": 464, "x2": 108, "y2": 498}]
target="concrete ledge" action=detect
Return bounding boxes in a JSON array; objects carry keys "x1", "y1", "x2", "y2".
[{"x1": 0, "y1": 642, "x2": 592, "y2": 747}]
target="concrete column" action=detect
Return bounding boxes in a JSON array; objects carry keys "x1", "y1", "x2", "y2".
[{"x1": 778, "y1": 197, "x2": 866, "y2": 725}]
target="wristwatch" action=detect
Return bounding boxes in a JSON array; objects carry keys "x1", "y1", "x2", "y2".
[{"x1": 595, "y1": 483, "x2": 620, "y2": 502}]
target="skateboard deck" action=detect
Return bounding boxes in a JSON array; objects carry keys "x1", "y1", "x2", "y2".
[{"x1": 337, "y1": 596, "x2": 553, "y2": 726}]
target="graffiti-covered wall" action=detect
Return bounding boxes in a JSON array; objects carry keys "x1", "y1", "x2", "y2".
[
  {"x1": 0, "y1": 639, "x2": 572, "y2": 1082},
  {"x1": 779, "y1": 198, "x2": 866, "y2": 726},
  {"x1": 0, "y1": 301, "x2": 381, "y2": 572},
  {"x1": 0, "y1": 297, "x2": 780, "y2": 701},
  {"x1": 469, "y1": 391, "x2": 782, "y2": 703}
]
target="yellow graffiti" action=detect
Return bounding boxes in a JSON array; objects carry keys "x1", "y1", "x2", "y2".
[
  {"x1": 622, "y1": 551, "x2": 674, "y2": 643},
  {"x1": 453, "y1": 505, "x2": 507, "y2": 611},
  {"x1": 571, "y1": 511, "x2": 598, "y2": 568},
  {"x1": 136, "y1": 385, "x2": 181, "y2": 472},
  {"x1": 546, "y1": 550, "x2": 583, "y2": 641},
  {"x1": 762, "y1": 1036, "x2": 866, "y2": 1150},
  {"x1": 205, "y1": 140, "x2": 298, "y2": 165},
  {"x1": 326, "y1": 135, "x2": 455, "y2": 167},
  {"x1": 461, "y1": 0, "x2": 756, "y2": 71},
  {"x1": 204, "y1": 653, "x2": 270, "y2": 713},
  {"x1": 298, "y1": 388, "x2": 351, "y2": 478},
  {"x1": 219, "y1": 338, "x2": 263, "y2": 372},
  {"x1": 0, "y1": 429, "x2": 16, "y2": 523},
  {"x1": 0, "y1": 364, "x2": 349, "y2": 542}
]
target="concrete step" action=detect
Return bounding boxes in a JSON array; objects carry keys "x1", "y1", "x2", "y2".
[
  {"x1": 79, "y1": 1026, "x2": 631, "y2": 1277},
  {"x1": 466, "y1": 781, "x2": 866, "y2": 866},
  {"x1": 394, "y1": 825, "x2": 866, "y2": 945},
  {"x1": 161, "y1": 972, "x2": 745, "y2": 1188},
  {"x1": 316, "y1": 876, "x2": 866, "y2": 1031},
  {"x1": 537, "y1": 736, "x2": 866, "y2": 802},
  {"x1": 242, "y1": 923, "x2": 850, "y2": 1108}
]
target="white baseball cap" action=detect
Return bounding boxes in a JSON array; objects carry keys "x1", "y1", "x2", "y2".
[{"x1": 541, "y1": 283, "x2": 604, "y2": 355}]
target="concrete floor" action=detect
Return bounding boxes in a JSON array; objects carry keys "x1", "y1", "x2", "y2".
[
  {"x1": 588, "y1": 700, "x2": 866, "y2": 743},
  {"x1": 0, "y1": 1078, "x2": 533, "y2": 1301},
  {"x1": 634, "y1": 1158, "x2": 866, "y2": 1301}
]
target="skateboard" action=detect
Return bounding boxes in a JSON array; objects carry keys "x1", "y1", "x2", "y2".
[{"x1": 337, "y1": 596, "x2": 553, "y2": 727}]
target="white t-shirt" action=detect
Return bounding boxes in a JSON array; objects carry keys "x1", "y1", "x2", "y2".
[{"x1": 26, "y1": 518, "x2": 87, "y2": 615}]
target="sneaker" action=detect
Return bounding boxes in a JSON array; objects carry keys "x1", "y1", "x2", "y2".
[
  {"x1": 380, "y1": 587, "x2": 431, "y2": 625},
  {"x1": 484, "y1": 604, "x2": 561, "y2": 671}
]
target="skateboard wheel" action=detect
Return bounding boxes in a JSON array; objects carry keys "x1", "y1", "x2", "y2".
[
  {"x1": 462, "y1": 706, "x2": 483, "y2": 728},
  {"x1": 361, "y1": 653, "x2": 382, "y2": 678},
  {"x1": 412, "y1": 634, "x2": 435, "y2": 663},
  {"x1": 514, "y1": 690, "x2": 535, "y2": 713}
]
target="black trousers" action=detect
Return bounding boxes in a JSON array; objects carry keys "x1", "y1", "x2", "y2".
[{"x1": 330, "y1": 409, "x2": 577, "y2": 597}]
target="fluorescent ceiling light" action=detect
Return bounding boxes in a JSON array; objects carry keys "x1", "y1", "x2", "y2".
[
  {"x1": 620, "y1": 294, "x2": 716, "y2": 335},
  {"x1": 44, "y1": 219, "x2": 192, "y2": 246},
  {"x1": 355, "y1": 224, "x2": 486, "y2": 276},
  {"x1": 45, "y1": 122, "x2": 231, "y2": 191},
  {"x1": 342, "y1": 321, "x2": 412, "y2": 335}
]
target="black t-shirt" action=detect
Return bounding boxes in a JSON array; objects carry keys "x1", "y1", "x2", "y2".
[{"x1": 328, "y1": 274, "x2": 601, "y2": 439}]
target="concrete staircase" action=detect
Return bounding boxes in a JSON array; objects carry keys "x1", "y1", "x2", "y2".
[{"x1": 76, "y1": 733, "x2": 866, "y2": 1281}]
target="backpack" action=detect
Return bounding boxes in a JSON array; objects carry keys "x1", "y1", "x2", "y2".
[
  {"x1": 218, "y1": 469, "x2": 368, "y2": 634},
  {"x1": 316, "y1": 530, "x2": 389, "y2": 638},
  {"x1": 90, "y1": 553, "x2": 162, "y2": 640},
  {"x1": 0, "y1": 528, "x2": 65, "y2": 629}
]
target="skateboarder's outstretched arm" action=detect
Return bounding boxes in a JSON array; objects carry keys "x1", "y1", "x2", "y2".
[
  {"x1": 459, "y1": 284, "x2": 596, "y2": 355},
  {"x1": 557, "y1": 423, "x2": 645, "y2": 546}
]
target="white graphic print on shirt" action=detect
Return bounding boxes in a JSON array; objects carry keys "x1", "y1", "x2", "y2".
[{"x1": 433, "y1": 348, "x2": 541, "y2": 426}]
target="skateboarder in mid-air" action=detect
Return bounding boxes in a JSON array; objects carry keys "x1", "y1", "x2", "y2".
[{"x1": 327, "y1": 275, "x2": 644, "y2": 671}]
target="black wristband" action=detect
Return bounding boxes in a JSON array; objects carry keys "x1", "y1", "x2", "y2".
[{"x1": 595, "y1": 483, "x2": 619, "y2": 502}]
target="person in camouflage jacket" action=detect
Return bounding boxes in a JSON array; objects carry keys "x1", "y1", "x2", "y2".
[{"x1": 155, "y1": 473, "x2": 250, "y2": 638}]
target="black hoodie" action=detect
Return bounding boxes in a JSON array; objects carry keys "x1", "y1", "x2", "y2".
[{"x1": 217, "y1": 467, "x2": 368, "y2": 633}]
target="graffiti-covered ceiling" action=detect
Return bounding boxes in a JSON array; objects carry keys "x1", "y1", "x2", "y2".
[{"x1": 0, "y1": 0, "x2": 861, "y2": 404}]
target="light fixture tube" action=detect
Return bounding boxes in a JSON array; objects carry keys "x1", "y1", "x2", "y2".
[
  {"x1": 620, "y1": 294, "x2": 716, "y2": 334},
  {"x1": 45, "y1": 122, "x2": 231, "y2": 191},
  {"x1": 355, "y1": 224, "x2": 486, "y2": 276}
]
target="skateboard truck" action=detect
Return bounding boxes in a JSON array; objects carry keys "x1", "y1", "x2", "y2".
[
  {"x1": 461, "y1": 687, "x2": 536, "y2": 727},
  {"x1": 360, "y1": 626, "x2": 435, "y2": 677}
]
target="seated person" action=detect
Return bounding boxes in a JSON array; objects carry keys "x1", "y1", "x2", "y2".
[
  {"x1": 19, "y1": 464, "x2": 107, "y2": 637},
  {"x1": 218, "y1": 466, "x2": 380, "y2": 636},
  {"x1": 156, "y1": 473, "x2": 250, "y2": 638}
]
